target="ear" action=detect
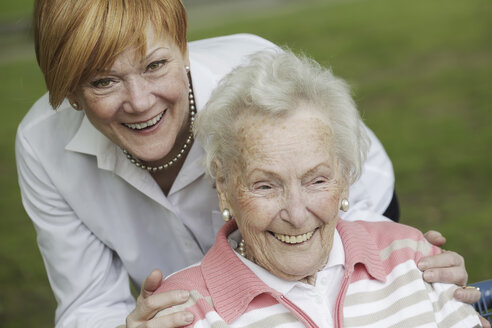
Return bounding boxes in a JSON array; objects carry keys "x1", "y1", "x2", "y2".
[
  {"x1": 214, "y1": 160, "x2": 232, "y2": 212},
  {"x1": 67, "y1": 93, "x2": 77, "y2": 105},
  {"x1": 67, "y1": 92, "x2": 82, "y2": 110}
]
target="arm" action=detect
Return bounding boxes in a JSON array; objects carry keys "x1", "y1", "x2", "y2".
[{"x1": 16, "y1": 128, "x2": 134, "y2": 327}]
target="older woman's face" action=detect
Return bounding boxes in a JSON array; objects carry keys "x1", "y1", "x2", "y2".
[
  {"x1": 74, "y1": 26, "x2": 190, "y2": 164},
  {"x1": 220, "y1": 106, "x2": 344, "y2": 282}
]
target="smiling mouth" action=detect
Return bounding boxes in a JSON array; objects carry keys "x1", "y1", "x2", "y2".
[
  {"x1": 123, "y1": 111, "x2": 165, "y2": 130},
  {"x1": 272, "y1": 228, "x2": 317, "y2": 244}
]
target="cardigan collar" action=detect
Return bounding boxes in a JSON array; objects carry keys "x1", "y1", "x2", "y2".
[
  {"x1": 201, "y1": 219, "x2": 387, "y2": 324},
  {"x1": 336, "y1": 220, "x2": 387, "y2": 282}
]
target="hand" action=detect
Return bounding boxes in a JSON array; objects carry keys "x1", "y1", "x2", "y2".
[
  {"x1": 420, "y1": 232, "x2": 491, "y2": 328},
  {"x1": 125, "y1": 269, "x2": 194, "y2": 328},
  {"x1": 479, "y1": 316, "x2": 492, "y2": 328},
  {"x1": 419, "y1": 230, "x2": 483, "y2": 301}
]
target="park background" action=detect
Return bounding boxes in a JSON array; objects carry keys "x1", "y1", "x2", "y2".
[{"x1": 1, "y1": 0, "x2": 491, "y2": 326}]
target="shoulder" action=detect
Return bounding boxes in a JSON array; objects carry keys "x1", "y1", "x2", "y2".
[
  {"x1": 350, "y1": 220, "x2": 440, "y2": 259},
  {"x1": 188, "y1": 34, "x2": 278, "y2": 71},
  {"x1": 357, "y1": 220, "x2": 426, "y2": 241},
  {"x1": 189, "y1": 33, "x2": 277, "y2": 54},
  {"x1": 156, "y1": 263, "x2": 207, "y2": 294},
  {"x1": 17, "y1": 93, "x2": 83, "y2": 147}
]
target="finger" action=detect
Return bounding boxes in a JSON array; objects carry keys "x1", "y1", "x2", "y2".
[
  {"x1": 133, "y1": 289, "x2": 191, "y2": 321},
  {"x1": 151, "y1": 310, "x2": 195, "y2": 328},
  {"x1": 418, "y1": 251, "x2": 465, "y2": 271},
  {"x1": 423, "y1": 230, "x2": 446, "y2": 247},
  {"x1": 141, "y1": 269, "x2": 164, "y2": 299},
  {"x1": 422, "y1": 267, "x2": 468, "y2": 286},
  {"x1": 479, "y1": 315, "x2": 491, "y2": 328},
  {"x1": 454, "y1": 286, "x2": 482, "y2": 304}
]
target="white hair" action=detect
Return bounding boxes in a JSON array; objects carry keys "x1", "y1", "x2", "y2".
[{"x1": 194, "y1": 49, "x2": 370, "y2": 187}]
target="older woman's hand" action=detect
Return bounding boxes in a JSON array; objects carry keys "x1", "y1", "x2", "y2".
[
  {"x1": 125, "y1": 270, "x2": 194, "y2": 328},
  {"x1": 418, "y1": 230, "x2": 481, "y2": 304}
]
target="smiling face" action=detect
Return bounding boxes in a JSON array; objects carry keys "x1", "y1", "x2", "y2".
[
  {"x1": 71, "y1": 26, "x2": 191, "y2": 165},
  {"x1": 217, "y1": 105, "x2": 346, "y2": 282}
]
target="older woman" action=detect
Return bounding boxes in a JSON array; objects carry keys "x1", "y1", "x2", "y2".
[
  {"x1": 15, "y1": 0, "x2": 478, "y2": 327},
  {"x1": 155, "y1": 50, "x2": 482, "y2": 327}
]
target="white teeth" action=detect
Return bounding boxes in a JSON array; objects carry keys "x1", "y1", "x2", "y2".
[
  {"x1": 124, "y1": 112, "x2": 164, "y2": 130},
  {"x1": 273, "y1": 230, "x2": 314, "y2": 244}
]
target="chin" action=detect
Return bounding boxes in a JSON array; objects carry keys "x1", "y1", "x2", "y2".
[
  {"x1": 272, "y1": 263, "x2": 317, "y2": 281},
  {"x1": 129, "y1": 142, "x2": 173, "y2": 162}
]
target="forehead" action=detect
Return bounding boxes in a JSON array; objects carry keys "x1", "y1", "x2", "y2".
[
  {"x1": 236, "y1": 107, "x2": 333, "y2": 167},
  {"x1": 111, "y1": 23, "x2": 181, "y2": 63},
  {"x1": 144, "y1": 24, "x2": 169, "y2": 49},
  {"x1": 106, "y1": 26, "x2": 179, "y2": 69}
]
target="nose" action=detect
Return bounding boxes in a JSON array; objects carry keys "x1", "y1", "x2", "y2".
[
  {"x1": 123, "y1": 77, "x2": 156, "y2": 113},
  {"x1": 280, "y1": 186, "x2": 309, "y2": 228}
]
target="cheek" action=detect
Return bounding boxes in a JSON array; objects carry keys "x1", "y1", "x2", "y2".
[
  {"x1": 307, "y1": 191, "x2": 341, "y2": 223},
  {"x1": 159, "y1": 70, "x2": 189, "y2": 101},
  {"x1": 81, "y1": 94, "x2": 120, "y2": 124},
  {"x1": 234, "y1": 193, "x2": 280, "y2": 233}
]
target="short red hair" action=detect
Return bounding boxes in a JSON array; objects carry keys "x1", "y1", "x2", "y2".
[{"x1": 34, "y1": 0, "x2": 188, "y2": 108}]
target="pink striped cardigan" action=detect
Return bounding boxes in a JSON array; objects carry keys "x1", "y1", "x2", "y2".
[{"x1": 155, "y1": 219, "x2": 481, "y2": 327}]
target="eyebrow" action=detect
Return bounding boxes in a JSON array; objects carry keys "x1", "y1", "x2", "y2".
[
  {"x1": 145, "y1": 46, "x2": 170, "y2": 60},
  {"x1": 247, "y1": 162, "x2": 333, "y2": 180},
  {"x1": 302, "y1": 163, "x2": 334, "y2": 178}
]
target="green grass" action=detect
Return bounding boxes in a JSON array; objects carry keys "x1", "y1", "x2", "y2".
[
  {"x1": 0, "y1": 58, "x2": 54, "y2": 326},
  {"x1": 1, "y1": 0, "x2": 491, "y2": 326},
  {"x1": 0, "y1": 0, "x2": 33, "y2": 20}
]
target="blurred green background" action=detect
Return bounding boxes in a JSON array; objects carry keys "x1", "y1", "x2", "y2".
[{"x1": 1, "y1": 0, "x2": 491, "y2": 326}]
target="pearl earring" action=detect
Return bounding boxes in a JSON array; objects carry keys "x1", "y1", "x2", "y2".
[
  {"x1": 222, "y1": 208, "x2": 232, "y2": 222},
  {"x1": 185, "y1": 65, "x2": 190, "y2": 72},
  {"x1": 70, "y1": 102, "x2": 81, "y2": 110},
  {"x1": 340, "y1": 199, "x2": 349, "y2": 212}
]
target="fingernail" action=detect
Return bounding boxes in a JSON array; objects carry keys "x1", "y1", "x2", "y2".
[
  {"x1": 418, "y1": 260, "x2": 428, "y2": 270},
  {"x1": 183, "y1": 312, "x2": 194, "y2": 323},
  {"x1": 179, "y1": 290, "x2": 190, "y2": 300},
  {"x1": 423, "y1": 270, "x2": 435, "y2": 281}
]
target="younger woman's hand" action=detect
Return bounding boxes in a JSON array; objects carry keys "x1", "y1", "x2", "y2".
[
  {"x1": 125, "y1": 269, "x2": 194, "y2": 328},
  {"x1": 419, "y1": 231, "x2": 490, "y2": 327},
  {"x1": 419, "y1": 230, "x2": 481, "y2": 305}
]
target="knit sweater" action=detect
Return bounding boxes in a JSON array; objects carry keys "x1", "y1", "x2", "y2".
[{"x1": 155, "y1": 219, "x2": 481, "y2": 327}]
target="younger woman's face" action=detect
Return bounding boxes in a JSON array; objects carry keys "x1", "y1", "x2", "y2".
[{"x1": 74, "y1": 26, "x2": 191, "y2": 165}]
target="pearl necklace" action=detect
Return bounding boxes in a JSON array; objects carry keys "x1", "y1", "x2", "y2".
[
  {"x1": 238, "y1": 239, "x2": 246, "y2": 257},
  {"x1": 123, "y1": 84, "x2": 196, "y2": 172}
]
